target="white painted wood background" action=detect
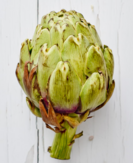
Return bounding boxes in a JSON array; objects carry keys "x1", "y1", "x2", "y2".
[{"x1": 0, "y1": 0, "x2": 133, "y2": 162}]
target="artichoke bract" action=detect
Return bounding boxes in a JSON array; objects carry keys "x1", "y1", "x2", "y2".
[{"x1": 16, "y1": 9, "x2": 115, "y2": 160}]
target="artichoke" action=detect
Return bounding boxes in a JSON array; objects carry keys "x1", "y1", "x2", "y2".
[{"x1": 16, "y1": 9, "x2": 115, "y2": 160}]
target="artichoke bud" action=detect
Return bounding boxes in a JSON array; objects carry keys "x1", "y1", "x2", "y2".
[
  {"x1": 16, "y1": 10, "x2": 115, "y2": 160},
  {"x1": 16, "y1": 9, "x2": 115, "y2": 117}
]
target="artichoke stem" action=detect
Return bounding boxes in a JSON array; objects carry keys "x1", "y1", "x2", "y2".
[{"x1": 49, "y1": 121, "x2": 77, "y2": 160}]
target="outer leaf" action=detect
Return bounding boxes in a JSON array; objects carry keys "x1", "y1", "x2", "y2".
[
  {"x1": 104, "y1": 45, "x2": 114, "y2": 86},
  {"x1": 26, "y1": 97, "x2": 41, "y2": 117},
  {"x1": 48, "y1": 61, "x2": 81, "y2": 113},
  {"x1": 79, "y1": 72, "x2": 106, "y2": 113},
  {"x1": 61, "y1": 35, "x2": 86, "y2": 83},
  {"x1": 37, "y1": 44, "x2": 61, "y2": 98},
  {"x1": 84, "y1": 45, "x2": 106, "y2": 77},
  {"x1": 31, "y1": 28, "x2": 50, "y2": 61}
]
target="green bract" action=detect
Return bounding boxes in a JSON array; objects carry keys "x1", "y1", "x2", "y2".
[{"x1": 16, "y1": 9, "x2": 115, "y2": 160}]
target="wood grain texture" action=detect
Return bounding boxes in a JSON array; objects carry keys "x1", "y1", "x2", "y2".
[
  {"x1": 0, "y1": 0, "x2": 133, "y2": 162},
  {"x1": 0, "y1": 0, "x2": 38, "y2": 163}
]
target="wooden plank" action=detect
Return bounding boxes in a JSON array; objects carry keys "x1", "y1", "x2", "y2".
[{"x1": 0, "y1": 0, "x2": 38, "y2": 163}]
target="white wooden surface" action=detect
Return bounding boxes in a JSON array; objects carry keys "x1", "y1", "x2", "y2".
[{"x1": 0, "y1": 0, "x2": 133, "y2": 162}]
